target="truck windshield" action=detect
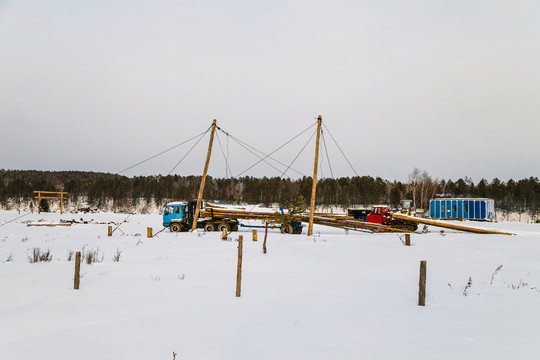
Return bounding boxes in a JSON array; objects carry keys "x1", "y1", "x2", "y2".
[{"x1": 164, "y1": 207, "x2": 174, "y2": 215}]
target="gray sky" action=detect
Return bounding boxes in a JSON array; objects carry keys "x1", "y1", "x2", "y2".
[{"x1": 1, "y1": 0, "x2": 539, "y2": 183}]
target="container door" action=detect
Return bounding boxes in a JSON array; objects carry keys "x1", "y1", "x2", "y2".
[
  {"x1": 487, "y1": 200, "x2": 494, "y2": 220},
  {"x1": 474, "y1": 201, "x2": 481, "y2": 220},
  {"x1": 451, "y1": 200, "x2": 457, "y2": 219},
  {"x1": 440, "y1": 201, "x2": 446, "y2": 219},
  {"x1": 435, "y1": 200, "x2": 441, "y2": 218},
  {"x1": 458, "y1": 200, "x2": 463, "y2": 218},
  {"x1": 481, "y1": 201, "x2": 486, "y2": 219},
  {"x1": 430, "y1": 201, "x2": 435, "y2": 218}
]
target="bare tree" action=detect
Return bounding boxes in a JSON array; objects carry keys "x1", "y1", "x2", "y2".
[
  {"x1": 408, "y1": 168, "x2": 439, "y2": 211},
  {"x1": 408, "y1": 168, "x2": 421, "y2": 210}
]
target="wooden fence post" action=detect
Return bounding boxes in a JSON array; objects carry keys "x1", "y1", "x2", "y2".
[
  {"x1": 252, "y1": 229, "x2": 257, "y2": 241},
  {"x1": 263, "y1": 223, "x2": 268, "y2": 254},
  {"x1": 418, "y1": 260, "x2": 427, "y2": 306},
  {"x1": 147, "y1": 227, "x2": 153, "y2": 238},
  {"x1": 236, "y1": 235, "x2": 243, "y2": 297},
  {"x1": 222, "y1": 228, "x2": 228, "y2": 241},
  {"x1": 405, "y1": 234, "x2": 411, "y2": 246},
  {"x1": 108, "y1": 225, "x2": 112, "y2": 237},
  {"x1": 74, "y1": 251, "x2": 81, "y2": 290}
]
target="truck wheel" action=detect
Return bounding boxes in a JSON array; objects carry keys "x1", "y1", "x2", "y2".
[
  {"x1": 170, "y1": 224, "x2": 181, "y2": 232},
  {"x1": 218, "y1": 223, "x2": 231, "y2": 232},
  {"x1": 281, "y1": 224, "x2": 293, "y2": 234},
  {"x1": 204, "y1": 223, "x2": 216, "y2": 232}
]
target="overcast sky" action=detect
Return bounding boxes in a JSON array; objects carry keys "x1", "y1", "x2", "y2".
[{"x1": 1, "y1": 0, "x2": 539, "y2": 183}]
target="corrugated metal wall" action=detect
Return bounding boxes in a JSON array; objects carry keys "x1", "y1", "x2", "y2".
[{"x1": 429, "y1": 198, "x2": 494, "y2": 220}]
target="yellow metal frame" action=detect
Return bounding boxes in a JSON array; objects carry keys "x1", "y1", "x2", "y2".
[{"x1": 33, "y1": 191, "x2": 68, "y2": 214}]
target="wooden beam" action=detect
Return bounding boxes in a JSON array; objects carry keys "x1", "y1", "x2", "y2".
[
  {"x1": 33, "y1": 191, "x2": 67, "y2": 194},
  {"x1": 418, "y1": 260, "x2": 427, "y2": 306},
  {"x1": 308, "y1": 115, "x2": 322, "y2": 236},
  {"x1": 236, "y1": 235, "x2": 243, "y2": 297},
  {"x1": 392, "y1": 213, "x2": 514, "y2": 235},
  {"x1": 33, "y1": 190, "x2": 68, "y2": 214},
  {"x1": 33, "y1": 196, "x2": 67, "y2": 200},
  {"x1": 191, "y1": 120, "x2": 217, "y2": 232}
]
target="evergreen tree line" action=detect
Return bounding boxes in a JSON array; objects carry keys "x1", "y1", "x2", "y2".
[{"x1": 0, "y1": 169, "x2": 539, "y2": 215}]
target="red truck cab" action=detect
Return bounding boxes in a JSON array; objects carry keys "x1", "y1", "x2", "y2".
[{"x1": 366, "y1": 205, "x2": 393, "y2": 225}]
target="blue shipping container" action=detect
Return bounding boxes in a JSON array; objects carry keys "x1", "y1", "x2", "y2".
[{"x1": 429, "y1": 198, "x2": 495, "y2": 221}]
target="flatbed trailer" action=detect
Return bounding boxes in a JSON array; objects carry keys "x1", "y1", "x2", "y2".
[{"x1": 200, "y1": 207, "x2": 416, "y2": 234}]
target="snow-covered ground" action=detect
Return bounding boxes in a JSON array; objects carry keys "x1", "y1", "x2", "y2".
[{"x1": 1, "y1": 210, "x2": 539, "y2": 359}]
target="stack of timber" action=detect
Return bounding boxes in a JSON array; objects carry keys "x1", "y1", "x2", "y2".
[
  {"x1": 392, "y1": 213, "x2": 514, "y2": 235},
  {"x1": 200, "y1": 206, "x2": 415, "y2": 233},
  {"x1": 202, "y1": 204, "x2": 514, "y2": 235}
]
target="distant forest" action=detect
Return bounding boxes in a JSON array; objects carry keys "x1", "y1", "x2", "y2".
[{"x1": 1, "y1": 169, "x2": 539, "y2": 215}]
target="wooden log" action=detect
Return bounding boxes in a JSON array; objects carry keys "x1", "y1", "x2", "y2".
[
  {"x1": 108, "y1": 225, "x2": 112, "y2": 236},
  {"x1": 222, "y1": 228, "x2": 227, "y2": 241},
  {"x1": 236, "y1": 235, "x2": 243, "y2": 297},
  {"x1": 74, "y1": 251, "x2": 81, "y2": 290},
  {"x1": 252, "y1": 229, "x2": 257, "y2": 241},
  {"x1": 308, "y1": 115, "x2": 322, "y2": 236},
  {"x1": 192, "y1": 120, "x2": 217, "y2": 231},
  {"x1": 263, "y1": 223, "x2": 268, "y2": 254},
  {"x1": 405, "y1": 234, "x2": 411, "y2": 246},
  {"x1": 199, "y1": 208, "x2": 413, "y2": 233},
  {"x1": 147, "y1": 227, "x2": 152, "y2": 238},
  {"x1": 392, "y1": 213, "x2": 514, "y2": 235},
  {"x1": 418, "y1": 260, "x2": 427, "y2": 306}
]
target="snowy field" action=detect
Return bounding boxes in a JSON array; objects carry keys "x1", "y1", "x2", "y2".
[{"x1": 1, "y1": 210, "x2": 539, "y2": 359}]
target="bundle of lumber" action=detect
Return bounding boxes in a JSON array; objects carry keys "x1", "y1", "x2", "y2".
[
  {"x1": 392, "y1": 213, "x2": 514, "y2": 235},
  {"x1": 200, "y1": 206, "x2": 415, "y2": 233}
]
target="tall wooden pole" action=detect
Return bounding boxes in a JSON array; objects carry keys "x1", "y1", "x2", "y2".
[
  {"x1": 236, "y1": 235, "x2": 243, "y2": 297},
  {"x1": 418, "y1": 260, "x2": 427, "y2": 306},
  {"x1": 74, "y1": 251, "x2": 81, "y2": 290},
  {"x1": 192, "y1": 120, "x2": 217, "y2": 231},
  {"x1": 308, "y1": 116, "x2": 322, "y2": 236},
  {"x1": 263, "y1": 222, "x2": 268, "y2": 254}
]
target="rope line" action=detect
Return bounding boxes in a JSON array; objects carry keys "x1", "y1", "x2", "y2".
[
  {"x1": 111, "y1": 213, "x2": 132, "y2": 235},
  {"x1": 215, "y1": 131, "x2": 233, "y2": 178},
  {"x1": 117, "y1": 129, "x2": 210, "y2": 175},
  {"x1": 318, "y1": 128, "x2": 325, "y2": 179},
  {"x1": 167, "y1": 130, "x2": 210, "y2": 175},
  {"x1": 0, "y1": 211, "x2": 32, "y2": 227},
  {"x1": 225, "y1": 134, "x2": 292, "y2": 179},
  {"x1": 321, "y1": 129, "x2": 334, "y2": 179},
  {"x1": 322, "y1": 122, "x2": 360, "y2": 177},
  {"x1": 227, "y1": 122, "x2": 316, "y2": 178},
  {"x1": 280, "y1": 128, "x2": 317, "y2": 178},
  {"x1": 150, "y1": 226, "x2": 168, "y2": 237}
]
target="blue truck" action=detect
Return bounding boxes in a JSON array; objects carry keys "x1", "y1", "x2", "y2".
[
  {"x1": 163, "y1": 200, "x2": 239, "y2": 232},
  {"x1": 163, "y1": 200, "x2": 303, "y2": 234}
]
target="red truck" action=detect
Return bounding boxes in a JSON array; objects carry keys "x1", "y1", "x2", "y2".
[{"x1": 350, "y1": 205, "x2": 418, "y2": 231}]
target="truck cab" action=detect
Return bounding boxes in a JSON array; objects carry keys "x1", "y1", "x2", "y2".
[
  {"x1": 366, "y1": 205, "x2": 392, "y2": 225},
  {"x1": 163, "y1": 202, "x2": 188, "y2": 229}
]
